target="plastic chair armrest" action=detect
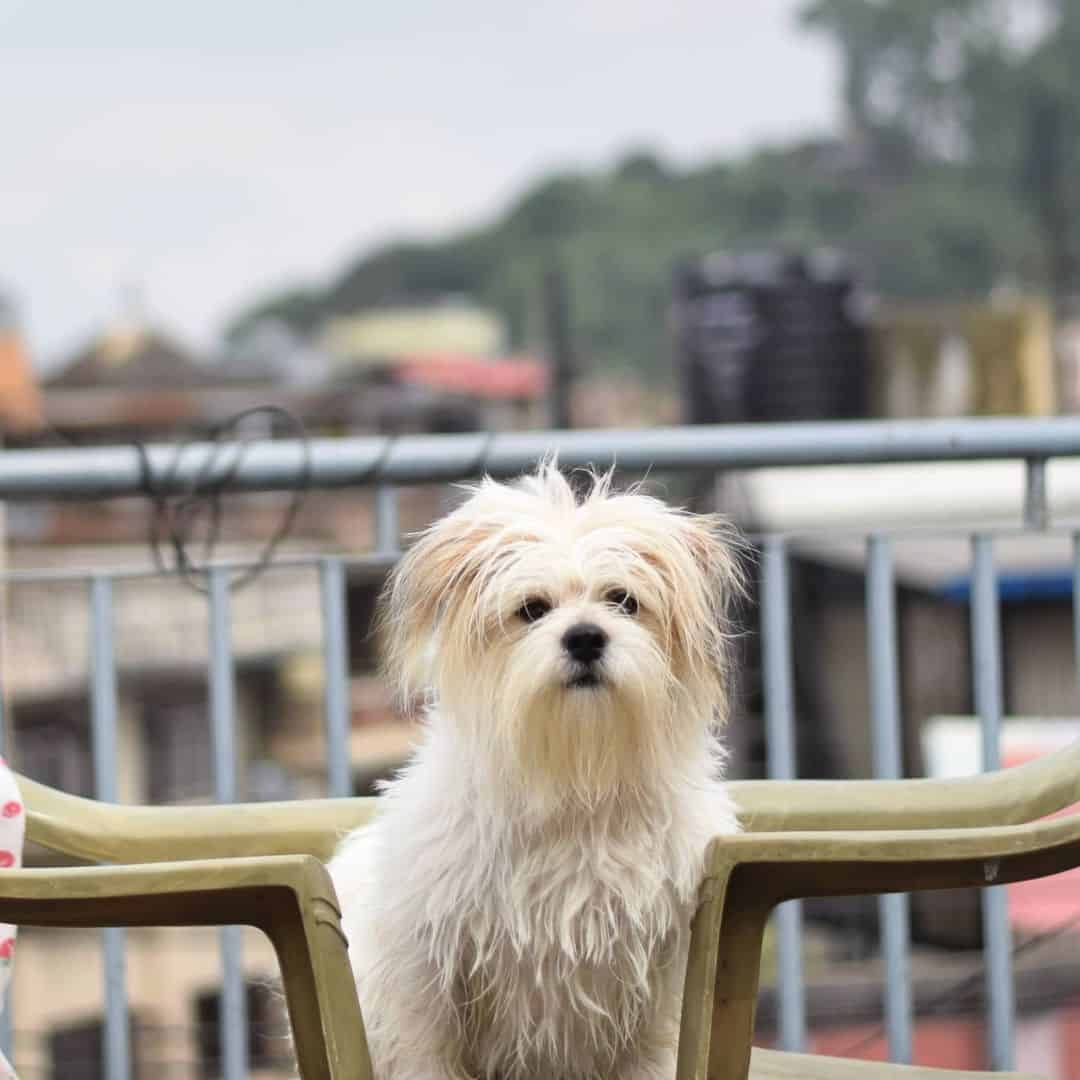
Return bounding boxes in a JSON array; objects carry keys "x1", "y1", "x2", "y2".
[{"x1": 0, "y1": 856, "x2": 372, "y2": 1080}]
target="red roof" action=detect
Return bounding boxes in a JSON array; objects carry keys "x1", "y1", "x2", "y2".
[{"x1": 394, "y1": 354, "x2": 548, "y2": 401}]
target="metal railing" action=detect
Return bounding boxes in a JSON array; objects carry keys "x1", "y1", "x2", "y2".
[
  {"x1": 0, "y1": 415, "x2": 1078, "y2": 501},
  {"x1": 2, "y1": 415, "x2": 1079, "y2": 1076}
]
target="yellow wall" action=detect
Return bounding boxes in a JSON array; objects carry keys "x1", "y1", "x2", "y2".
[
  {"x1": 872, "y1": 298, "x2": 1056, "y2": 418},
  {"x1": 320, "y1": 305, "x2": 505, "y2": 365}
]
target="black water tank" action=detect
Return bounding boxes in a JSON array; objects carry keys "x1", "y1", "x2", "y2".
[{"x1": 673, "y1": 250, "x2": 869, "y2": 424}]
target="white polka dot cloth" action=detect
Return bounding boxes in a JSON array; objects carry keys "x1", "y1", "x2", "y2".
[{"x1": 0, "y1": 762, "x2": 24, "y2": 1079}]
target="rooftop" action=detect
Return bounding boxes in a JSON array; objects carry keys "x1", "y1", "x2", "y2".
[{"x1": 0, "y1": 328, "x2": 43, "y2": 434}]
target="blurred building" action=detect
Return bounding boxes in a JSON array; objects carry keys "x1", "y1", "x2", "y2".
[
  {"x1": 219, "y1": 318, "x2": 331, "y2": 387},
  {"x1": 673, "y1": 250, "x2": 871, "y2": 426},
  {"x1": 317, "y1": 299, "x2": 505, "y2": 369},
  {"x1": 3, "y1": 304, "x2": 550, "y2": 1076},
  {"x1": 717, "y1": 459, "x2": 1080, "y2": 1068},
  {"x1": 0, "y1": 299, "x2": 44, "y2": 437},
  {"x1": 673, "y1": 249, "x2": 1058, "y2": 426},
  {"x1": 722, "y1": 453, "x2": 1080, "y2": 822},
  {"x1": 872, "y1": 297, "x2": 1056, "y2": 419}
]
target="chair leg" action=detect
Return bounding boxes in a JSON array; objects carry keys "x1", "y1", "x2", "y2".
[
  {"x1": 264, "y1": 883, "x2": 374, "y2": 1080},
  {"x1": 707, "y1": 883, "x2": 771, "y2": 1080},
  {"x1": 678, "y1": 867, "x2": 730, "y2": 1080},
  {"x1": 676, "y1": 863, "x2": 772, "y2": 1080}
]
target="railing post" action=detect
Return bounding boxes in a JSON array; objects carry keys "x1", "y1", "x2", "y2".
[
  {"x1": 320, "y1": 557, "x2": 352, "y2": 798},
  {"x1": 760, "y1": 537, "x2": 807, "y2": 1052},
  {"x1": 1024, "y1": 457, "x2": 1049, "y2": 530},
  {"x1": 971, "y1": 535, "x2": 1015, "y2": 1071},
  {"x1": 90, "y1": 576, "x2": 132, "y2": 1080},
  {"x1": 866, "y1": 537, "x2": 913, "y2": 1063},
  {"x1": 375, "y1": 485, "x2": 400, "y2": 558},
  {"x1": 208, "y1": 567, "x2": 247, "y2": 1080}
]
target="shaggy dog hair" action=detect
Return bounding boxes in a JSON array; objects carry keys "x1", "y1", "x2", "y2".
[{"x1": 329, "y1": 465, "x2": 742, "y2": 1079}]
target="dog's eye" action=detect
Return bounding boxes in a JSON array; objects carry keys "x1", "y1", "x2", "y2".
[
  {"x1": 517, "y1": 597, "x2": 552, "y2": 623},
  {"x1": 605, "y1": 589, "x2": 638, "y2": 616}
]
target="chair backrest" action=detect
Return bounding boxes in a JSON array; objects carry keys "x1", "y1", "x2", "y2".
[
  {"x1": 14, "y1": 738, "x2": 1080, "y2": 872},
  {"x1": 20, "y1": 773, "x2": 379, "y2": 864},
  {"x1": 20, "y1": 738, "x2": 1080, "y2": 866},
  {"x1": 730, "y1": 738, "x2": 1080, "y2": 832}
]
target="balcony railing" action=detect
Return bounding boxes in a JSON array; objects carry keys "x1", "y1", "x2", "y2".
[{"x1": 2, "y1": 415, "x2": 1079, "y2": 1077}]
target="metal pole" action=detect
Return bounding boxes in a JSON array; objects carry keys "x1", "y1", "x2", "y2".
[
  {"x1": 971, "y1": 535, "x2": 1015, "y2": 1071},
  {"x1": 760, "y1": 536, "x2": 807, "y2": 1052},
  {"x1": 320, "y1": 558, "x2": 352, "y2": 798},
  {"x1": 208, "y1": 567, "x2": 247, "y2": 1080},
  {"x1": 1024, "y1": 458, "x2": 1048, "y2": 530},
  {"x1": 866, "y1": 537, "x2": 913, "y2": 1063},
  {"x1": 543, "y1": 266, "x2": 575, "y2": 430},
  {"x1": 90, "y1": 577, "x2": 132, "y2": 1080},
  {"x1": 375, "y1": 485, "x2": 400, "y2": 558},
  {"x1": 10, "y1": 417, "x2": 1080, "y2": 498}
]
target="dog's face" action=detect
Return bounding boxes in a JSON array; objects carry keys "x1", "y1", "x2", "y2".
[{"x1": 380, "y1": 465, "x2": 741, "y2": 805}]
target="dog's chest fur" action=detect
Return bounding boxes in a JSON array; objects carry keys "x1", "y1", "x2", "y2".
[
  {"x1": 427, "y1": 800, "x2": 702, "y2": 1078},
  {"x1": 331, "y1": 745, "x2": 736, "y2": 1080},
  {"x1": 373, "y1": 786, "x2": 708, "y2": 1080}
]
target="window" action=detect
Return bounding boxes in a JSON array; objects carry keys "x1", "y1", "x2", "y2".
[
  {"x1": 49, "y1": 1015, "x2": 145, "y2": 1079},
  {"x1": 195, "y1": 981, "x2": 289, "y2": 1076},
  {"x1": 49, "y1": 1015, "x2": 143, "y2": 1079},
  {"x1": 144, "y1": 696, "x2": 212, "y2": 804},
  {"x1": 347, "y1": 578, "x2": 382, "y2": 675},
  {"x1": 50, "y1": 1018, "x2": 103, "y2": 1080},
  {"x1": 16, "y1": 700, "x2": 93, "y2": 797}
]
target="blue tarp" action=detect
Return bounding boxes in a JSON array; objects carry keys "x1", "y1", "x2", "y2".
[{"x1": 938, "y1": 570, "x2": 1074, "y2": 604}]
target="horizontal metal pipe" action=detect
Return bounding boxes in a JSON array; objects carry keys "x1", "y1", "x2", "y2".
[
  {"x1": 2, "y1": 520, "x2": 1079, "y2": 587},
  {"x1": 0, "y1": 552, "x2": 397, "y2": 586},
  {"x1": 5, "y1": 416, "x2": 1080, "y2": 499}
]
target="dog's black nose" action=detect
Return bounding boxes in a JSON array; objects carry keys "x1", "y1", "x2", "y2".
[{"x1": 562, "y1": 623, "x2": 608, "y2": 663}]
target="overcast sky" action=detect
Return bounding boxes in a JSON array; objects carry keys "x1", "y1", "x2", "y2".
[{"x1": 1, "y1": 0, "x2": 837, "y2": 364}]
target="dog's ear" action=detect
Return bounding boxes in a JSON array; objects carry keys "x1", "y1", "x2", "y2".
[
  {"x1": 376, "y1": 502, "x2": 491, "y2": 701},
  {"x1": 678, "y1": 512, "x2": 745, "y2": 618},
  {"x1": 666, "y1": 511, "x2": 746, "y2": 721}
]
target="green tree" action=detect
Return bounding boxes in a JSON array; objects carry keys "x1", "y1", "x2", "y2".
[
  {"x1": 800, "y1": 0, "x2": 1079, "y2": 302},
  {"x1": 230, "y1": 2, "x2": 1077, "y2": 383}
]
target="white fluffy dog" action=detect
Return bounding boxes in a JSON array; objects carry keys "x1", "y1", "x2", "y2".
[{"x1": 329, "y1": 464, "x2": 742, "y2": 1079}]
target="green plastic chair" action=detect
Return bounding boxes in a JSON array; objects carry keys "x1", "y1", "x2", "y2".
[{"x1": 14, "y1": 742, "x2": 1079, "y2": 1080}]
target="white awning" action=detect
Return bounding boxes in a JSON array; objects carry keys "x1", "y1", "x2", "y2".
[{"x1": 723, "y1": 460, "x2": 1080, "y2": 590}]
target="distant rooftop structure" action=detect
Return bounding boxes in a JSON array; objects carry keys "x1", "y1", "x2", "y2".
[
  {"x1": 319, "y1": 302, "x2": 505, "y2": 368},
  {"x1": 394, "y1": 354, "x2": 547, "y2": 401},
  {"x1": 221, "y1": 317, "x2": 331, "y2": 386},
  {"x1": 0, "y1": 297, "x2": 43, "y2": 434},
  {"x1": 49, "y1": 320, "x2": 221, "y2": 389}
]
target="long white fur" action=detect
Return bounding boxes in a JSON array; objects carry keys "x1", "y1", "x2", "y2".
[{"x1": 329, "y1": 465, "x2": 742, "y2": 1079}]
